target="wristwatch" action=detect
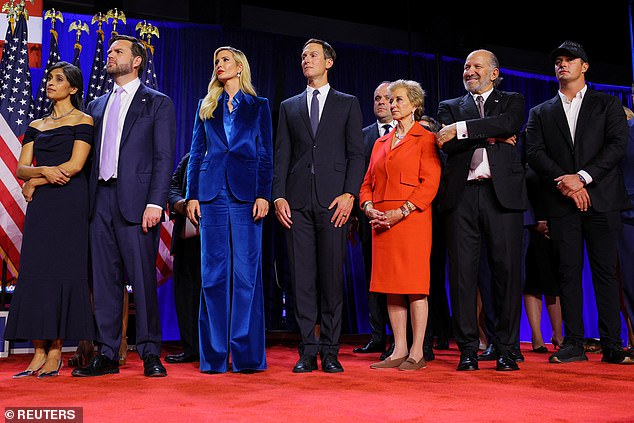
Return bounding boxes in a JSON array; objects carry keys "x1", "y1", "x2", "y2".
[
  {"x1": 578, "y1": 174, "x2": 587, "y2": 186},
  {"x1": 400, "y1": 205, "x2": 410, "y2": 217}
]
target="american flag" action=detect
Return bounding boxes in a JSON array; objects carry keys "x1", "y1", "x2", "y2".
[
  {"x1": 0, "y1": 16, "x2": 14, "y2": 80},
  {"x1": 32, "y1": 27, "x2": 59, "y2": 118},
  {"x1": 0, "y1": 13, "x2": 33, "y2": 277},
  {"x1": 84, "y1": 28, "x2": 111, "y2": 108},
  {"x1": 142, "y1": 43, "x2": 158, "y2": 89}
]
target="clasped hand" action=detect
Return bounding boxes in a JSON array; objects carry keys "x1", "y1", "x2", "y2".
[
  {"x1": 366, "y1": 207, "x2": 402, "y2": 230},
  {"x1": 42, "y1": 165, "x2": 70, "y2": 185},
  {"x1": 555, "y1": 174, "x2": 591, "y2": 211}
]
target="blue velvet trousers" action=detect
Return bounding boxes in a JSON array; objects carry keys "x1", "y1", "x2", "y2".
[{"x1": 198, "y1": 185, "x2": 267, "y2": 372}]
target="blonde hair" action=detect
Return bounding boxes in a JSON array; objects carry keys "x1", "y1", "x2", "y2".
[
  {"x1": 624, "y1": 106, "x2": 634, "y2": 121},
  {"x1": 199, "y1": 46, "x2": 257, "y2": 120},
  {"x1": 388, "y1": 79, "x2": 426, "y2": 121}
]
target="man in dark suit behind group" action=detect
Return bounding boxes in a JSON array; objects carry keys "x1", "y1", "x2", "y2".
[
  {"x1": 353, "y1": 81, "x2": 394, "y2": 356},
  {"x1": 72, "y1": 35, "x2": 176, "y2": 377},
  {"x1": 273, "y1": 38, "x2": 364, "y2": 373},
  {"x1": 526, "y1": 40, "x2": 633, "y2": 365},
  {"x1": 164, "y1": 152, "x2": 201, "y2": 364},
  {"x1": 436, "y1": 49, "x2": 526, "y2": 372}
]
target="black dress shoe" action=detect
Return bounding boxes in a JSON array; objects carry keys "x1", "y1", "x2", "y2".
[
  {"x1": 143, "y1": 354, "x2": 167, "y2": 377},
  {"x1": 71, "y1": 354, "x2": 119, "y2": 377},
  {"x1": 380, "y1": 343, "x2": 395, "y2": 361},
  {"x1": 457, "y1": 351, "x2": 479, "y2": 371},
  {"x1": 496, "y1": 354, "x2": 520, "y2": 371},
  {"x1": 165, "y1": 352, "x2": 199, "y2": 364},
  {"x1": 353, "y1": 340, "x2": 386, "y2": 354},
  {"x1": 478, "y1": 344, "x2": 496, "y2": 361},
  {"x1": 292, "y1": 355, "x2": 318, "y2": 373},
  {"x1": 510, "y1": 349, "x2": 525, "y2": 363},
  {"x1": 321, "y1": 354, "x2": 344, "y2": 373}
]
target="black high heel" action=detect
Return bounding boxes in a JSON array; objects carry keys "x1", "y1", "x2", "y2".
[{"x1": 37, "y1": 359, "x2": 62, "y2": 379}]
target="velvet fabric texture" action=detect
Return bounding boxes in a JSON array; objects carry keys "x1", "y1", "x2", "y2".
[
  {"x1": 199, "y1": 188, "x2": 267, "y2": 373},
  {"x1": 187, "y1": 91, "x2": 273, "y2": 373}
]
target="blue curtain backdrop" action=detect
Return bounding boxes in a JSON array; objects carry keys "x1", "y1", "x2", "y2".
[{"x1": 33, "y1": 12, "x2": 633, "y2": 344}]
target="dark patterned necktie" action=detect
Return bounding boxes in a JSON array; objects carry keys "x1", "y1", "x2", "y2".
[{"x1": 470, "y1": 95, "x2": 485, "y2": 170}]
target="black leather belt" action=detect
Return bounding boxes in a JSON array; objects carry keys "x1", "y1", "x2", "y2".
[
  {"x1": 98, "y1": 178, "x2": 117, "y2": 186},
  {"x1": 465, "y1": 178, "x2": 492, "y2": 185}
]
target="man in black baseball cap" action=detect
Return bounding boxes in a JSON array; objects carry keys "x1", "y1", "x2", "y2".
[{"x1": 549, "y1": 40, "x2": 589, "y2": 63}]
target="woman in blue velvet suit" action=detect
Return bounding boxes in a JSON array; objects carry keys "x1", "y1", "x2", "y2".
[{"x1": 185, "y1": 46, "x2": 273, "y2": 373}]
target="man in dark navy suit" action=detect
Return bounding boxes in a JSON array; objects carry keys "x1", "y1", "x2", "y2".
[
  {"x1": 273, "y1": 39, "x2": 364, "y2": 373},
  {"x1": 73, "y1": 35, "x2": 176, "y2": 377}
]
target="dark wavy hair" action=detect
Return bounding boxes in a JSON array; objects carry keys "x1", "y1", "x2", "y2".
[{"x1": 46, "y1": 61, "x2": 84, "y2": 111}]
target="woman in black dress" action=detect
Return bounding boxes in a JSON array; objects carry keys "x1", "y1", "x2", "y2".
[{"x1": 5, "y1": 61, "x2": 94, "y2": 378}]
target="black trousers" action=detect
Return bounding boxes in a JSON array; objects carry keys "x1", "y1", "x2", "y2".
[
  {"x1": 549, "y1": 209, "x2": 623, "y2": 348},
  {"x1": 445, "y1": 182, "x2": 523, "y2": 354}
]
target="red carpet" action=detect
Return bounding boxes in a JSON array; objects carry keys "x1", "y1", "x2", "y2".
[{"x1": 2, "y1": 340, "x2": 634, "y2": 423}]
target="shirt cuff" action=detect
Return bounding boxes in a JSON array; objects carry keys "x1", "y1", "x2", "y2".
[
  {"x1": 456, "y1": 121, "x2": 468, "y2": 139},
  {"x1": 577, "y1": 170, "x2": 593, "y2": 185},
  {"x1": 147, "y1": 204, "x2": 163, "y2": 210}
]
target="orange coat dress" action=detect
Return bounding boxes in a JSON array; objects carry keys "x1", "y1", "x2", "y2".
[{"x1": 359, "y1": 123, "x2": 441, "y2": 294}]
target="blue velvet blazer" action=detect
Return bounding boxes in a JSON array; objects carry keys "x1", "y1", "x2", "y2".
[{"x1": 186, "y1": 93, "x2": 273, "y2": 203}]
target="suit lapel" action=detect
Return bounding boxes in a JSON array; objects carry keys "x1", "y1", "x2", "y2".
[
  {"x1": 209, "y1": 111, "x2": 228, "y2": 147},
  {"x1": 485, "y1": 90, "x2": 503, "y2": 116},
  {"x1": 298, "y1": 91, "x2": 312, "y2": 137},
  {"x1": 120, "y1": 84, "x2": 148, "y2": 147},
  {"x1": 91, "y1": 95, "x2": 109, "y2": 166},
  {"x1": 574, "y1": 90, "x2": 595, "y2": 146},
  {"x1": 459, "y1": 93, "x2": 479, "y2": 119},
  {"x1": 550, "y1": 96, "x2": 574, "y2": 150},
  {"x1": 317, "y1": 89, "x2": 339, "y2": 139}
]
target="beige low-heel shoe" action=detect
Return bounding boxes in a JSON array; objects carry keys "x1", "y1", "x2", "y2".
[{"x1": 370, "y1": 355, "x2": 408, "y2": 369}]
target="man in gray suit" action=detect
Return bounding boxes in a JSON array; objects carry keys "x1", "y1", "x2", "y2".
[{"x1": 273, "y1": 38, "x2": 364, "y2": 373}]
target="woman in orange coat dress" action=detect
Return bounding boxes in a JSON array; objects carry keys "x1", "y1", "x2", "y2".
[{"x1": 359, "y1": 79, "x2": 441, "y2": 371}]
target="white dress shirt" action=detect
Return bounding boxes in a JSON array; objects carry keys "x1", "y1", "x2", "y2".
[
  {"x1": 306, "y1": 84, "x2": 330, "y2": 120},
  {"x1": 455, "y1": 88, "x2": 493, "y2": 180},
  {"x1": 559, "y1": 85, "x2": 592, "y2": 184}
]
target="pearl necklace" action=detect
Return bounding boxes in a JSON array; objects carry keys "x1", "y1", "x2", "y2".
[
  {"x1": 394, "y1": 132, "x2": 405, "y2": 140},
  {"x1": 50, "y1": 107, "x2": 75, "y2": 120}
]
